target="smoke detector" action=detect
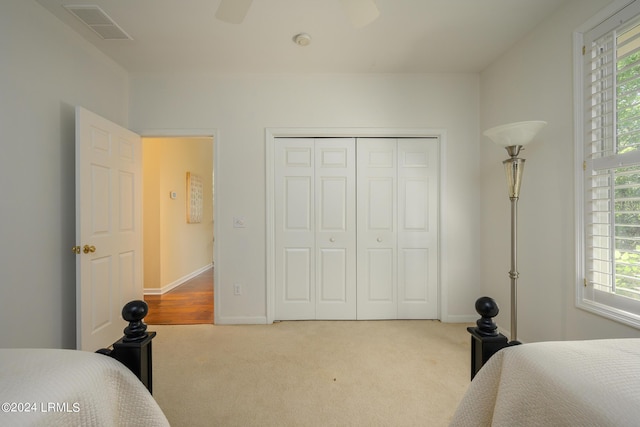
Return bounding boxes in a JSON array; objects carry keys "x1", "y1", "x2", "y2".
[{"x1": 293, "y1": 33, "x2": 312, "y2": 47}]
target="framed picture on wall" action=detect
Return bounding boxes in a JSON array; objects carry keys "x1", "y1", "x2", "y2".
[{"x1": 186, "y1": 172, "x2": 203, "y2": 223}]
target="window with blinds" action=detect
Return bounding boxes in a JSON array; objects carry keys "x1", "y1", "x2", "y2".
[{"x1": 582, "y1": 0, "x2": 640, "y2": 325}]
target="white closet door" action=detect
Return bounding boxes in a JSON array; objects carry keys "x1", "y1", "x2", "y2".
[
  {"x1": 356, "y1": 138, "x2": 398, "y2": 319},
  {"x1": 315, "y1": 139, "x2": 356, "y2": 319},
  {"x1": 275, "y1": 138, "x2": 356, "y2": 320},
  {"x1": 357, "y1": 138, "x2": 439, "y2": 320},
  {"x1": 275, "y1": 139, "x2": 316, "y2": 320},
  {"x1": 275, "y1": 137, "x2": 438, "y2": 321},
  {"x1": 397, "y1": 139, "x2": 438, "y2": 318}
]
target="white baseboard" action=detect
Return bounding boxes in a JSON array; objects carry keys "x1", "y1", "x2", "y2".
[
  {"x1": 441, "y1": 314, "x2": 477, "y2": 323},
  {"x1": 144, "y1": 263, "x2": 213, "y2": 295},
  {"x1": 215, "y1": 316, "x2": 268, "y2": 325}
]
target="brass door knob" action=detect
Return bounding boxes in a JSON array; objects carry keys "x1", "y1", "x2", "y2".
[
  {"x1": 72, "y1": 246, "x2": 81, "y2": 254},
  {"x1": 83, "y1": 245, "x2": 96, "y2": 254}
]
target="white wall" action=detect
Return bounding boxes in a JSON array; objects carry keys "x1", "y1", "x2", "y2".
[
  {"x1": 0, "y1": 1, "x2": 129, "y2": 348},
  {"x1": 130, "y1": 73, "x2": 482, "y2": 323},
  {"x1": 480, "y1": 0, "x2": 640, "y2": 341}
]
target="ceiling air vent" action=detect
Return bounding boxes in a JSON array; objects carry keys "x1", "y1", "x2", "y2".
[{"x1": 63, "y1": 5, "x2": 133, "y2": 40}]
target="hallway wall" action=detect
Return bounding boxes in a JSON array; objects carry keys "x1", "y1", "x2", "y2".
[{"x1": 143, "y1": 137, "x2": 214, "y2": 293}]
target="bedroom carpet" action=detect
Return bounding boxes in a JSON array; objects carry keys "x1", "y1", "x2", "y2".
[{"x1": 151, "y1": 320, "x2": 471, "y2": 427}]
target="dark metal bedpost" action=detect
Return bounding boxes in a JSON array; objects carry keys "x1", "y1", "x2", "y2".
[
  {"x1": 97, "y1": 300, "x2": 157, "y2": 393},
  {"x1": 467, "y1": 297, "x2": 518, "y2": 380}
]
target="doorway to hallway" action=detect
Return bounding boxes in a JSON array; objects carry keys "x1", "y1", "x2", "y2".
[
  {"x1": 141, "y1": 135, "x2": 215, "y2": 324},
  {"x1": 144, "y1": 267, "x2": 213, "y2": 324}
]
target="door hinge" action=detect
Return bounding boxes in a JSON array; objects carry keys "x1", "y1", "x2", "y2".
[
  {"x1": 583, "y1": 160, "x2": 586, "y2": 171},
  {"x1": 584, "y1": 278, "x2": 588, "y2": 287},
  {"x1": 582, "y1": 45, "x2": 586, "y2": 55}
]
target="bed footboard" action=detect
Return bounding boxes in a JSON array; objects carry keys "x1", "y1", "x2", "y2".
[
  {"x1": 97, "y1": 300, "x2": 156, "y2": 393},
  {"x1": 467, "y1": 296, "x2": 519, "y2": 380}
]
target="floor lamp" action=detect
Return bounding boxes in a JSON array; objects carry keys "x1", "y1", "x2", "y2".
[{"x1": 483, "y1": 120, "x2": 547, "y2": 342}]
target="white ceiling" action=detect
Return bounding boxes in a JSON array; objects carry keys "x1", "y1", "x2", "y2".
[{"x1": 35, "y1": 0, "x2": 572, "y2": 74}]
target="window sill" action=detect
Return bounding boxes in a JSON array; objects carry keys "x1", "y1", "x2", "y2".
[{"x1": 576, "y1": 297, "x2": 640, "y2": 330}]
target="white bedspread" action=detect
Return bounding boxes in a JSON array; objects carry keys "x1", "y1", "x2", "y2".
[
  {"x1": 0, "y1": 348, "x2": 169, "y2": 426},
  {"x1": 450, "y1": 338, "x2": 640, "y2": 427}
]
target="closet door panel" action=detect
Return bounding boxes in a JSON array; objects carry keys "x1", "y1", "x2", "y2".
[
  {"x1": 275, "y1": 139, "x2": 316, "y2": 320},
  {"x1": 399, "y1": 248, "x2": 429, "y2": 300},
  {"x1": 366, "y1": 248, "x2": 395, "y2": 301},
  {"x1": 318, "y1": 248, "x2": 347, "y2": 301},
  {"x1": 315, "y1": 139, "x2": 356, "y2": 319},
  {"x1": 368, "y1": 178, "x2": 395, "y2": 229},
  {"x1": 284, "y1": 248, "x2": 312, "y2": 301},
  {"x1": 356, "y1": 138, "x2": 397, "y2": 319},
  {"x1": 397, "y1": 139, "x2": 439, "y2": 319}
]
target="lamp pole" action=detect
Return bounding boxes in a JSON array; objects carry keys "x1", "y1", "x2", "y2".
[
  {"x1": 503, "y1": 145, "x2": 525, "y2": 342},
  {"x1": 509, "y1": 194, "x2": 519, "y2": 341}
]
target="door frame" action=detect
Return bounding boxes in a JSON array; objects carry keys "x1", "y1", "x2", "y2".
[
  {"x1": 139, "y1": 128, "x2": 220, "y2": 324},
  {"x1": 265, "y1": 127, "x2": 448, "y2": 324}
]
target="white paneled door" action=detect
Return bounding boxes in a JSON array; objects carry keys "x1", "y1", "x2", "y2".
[
  {"x1": 357, "y1": 138, "x2": 439, "y2": 319},
  {"x1": 275, "y1": 138, "x2": 357, "y2": 320},
  {"x1": 356, "y1": 138, "x2": 398, "y2": 319},
  {"x1": 75, "y1": 107, "x2": 143, "y2": 351},
  {"x1": 273, "y1": 136, "x2": 438, "y2": 321},
  {"x1": 397, "y1": 139, "x2": 439, "y2": 318}
]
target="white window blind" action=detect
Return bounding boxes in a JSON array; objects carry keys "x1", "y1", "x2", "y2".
[{"x1": 581, "y1": 0, "x2": 640, "y2": 326}]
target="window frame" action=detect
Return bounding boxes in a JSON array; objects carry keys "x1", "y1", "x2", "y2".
[{"x1": 575, "y1": 0, "x2": 640, "y2": 329}]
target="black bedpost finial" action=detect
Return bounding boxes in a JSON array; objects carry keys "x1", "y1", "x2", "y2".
[
  {"x1": 467, "y1": 296, "x2": 510, "y2": 380},
  {"x1": 97, "y1": 300, "x2": 156, "y2": 393},
  {"x1": 122, "y1": 300, "x2": 149, "y2": 342},
  {"x1": 474, "y1": 296, "x2": 499, "y2": 337}
]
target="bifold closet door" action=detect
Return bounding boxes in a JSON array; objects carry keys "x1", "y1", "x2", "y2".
[
  {"x1": 397, "y1": 139, "x2": 438, "y2": 319},
  {"x1": 356, "y1": 138, "x2": 397, "y2": 319},
  {"x1": 274, "y1": 138, "x2": 356, "y2": 320},
  {"x1": 356, "y1": 138, "x2": 438, "y2": 319}
]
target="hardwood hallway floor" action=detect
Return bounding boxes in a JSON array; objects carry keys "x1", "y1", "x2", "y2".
[{"x1": 144, "y1": 267, "x2": 214, "y2": 325}]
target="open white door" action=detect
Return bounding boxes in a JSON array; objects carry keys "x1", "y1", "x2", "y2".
[{"x1": 75, "y1": 107, "x2": 143, "y2": 351}]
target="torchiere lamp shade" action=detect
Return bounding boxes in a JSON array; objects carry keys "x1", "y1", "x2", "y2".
[
  {"x1": 484, "y1": 121, "x2": 547, "y2": 200},
  {"x1": 483, "y1": 121, "x2": 547, "y2": 148}
]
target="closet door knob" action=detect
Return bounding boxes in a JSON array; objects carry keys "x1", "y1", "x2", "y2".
[
  {"x1": 329, "y1": 238, "x2": 335, "y2": 242},
  {"x1": 377, "y1": 237, "x2": 382, "y2": 242}
]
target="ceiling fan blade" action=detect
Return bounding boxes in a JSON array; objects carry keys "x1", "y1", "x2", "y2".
[
  {"x1": 215, "y1": 0, "x2": 253, "y2": 24},
  {"x1": 339, "y1": 0, "x2": 380, "y2": 28}
]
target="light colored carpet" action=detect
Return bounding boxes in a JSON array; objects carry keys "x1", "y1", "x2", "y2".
[{"x1": 151, "y1": 320, "x2": 472, "y2": 427}]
